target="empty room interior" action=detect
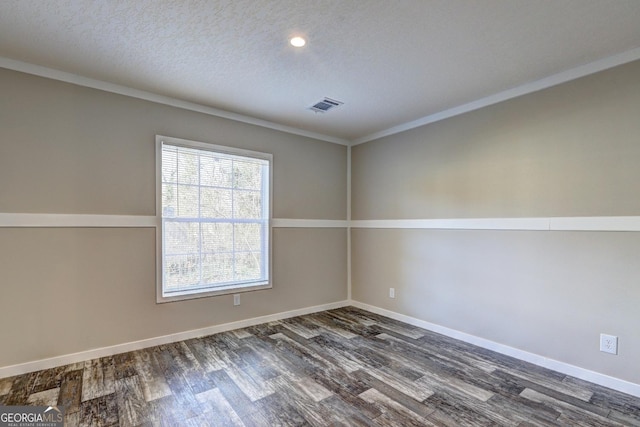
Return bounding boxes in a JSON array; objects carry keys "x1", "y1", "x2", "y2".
[{"x1": 2, "y1": 1, "x2": 640, "y2": 426}]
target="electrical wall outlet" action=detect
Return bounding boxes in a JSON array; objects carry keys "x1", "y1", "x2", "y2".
[
  {"x1": 233, "y1": 294, "x2": 241, "y2": 306},
  {"x1": 600, "y1": 333, "x2": 618, "y2": 355},
  {"x1": 389, "y1": 288, "x2": 395, "y2": 299}
]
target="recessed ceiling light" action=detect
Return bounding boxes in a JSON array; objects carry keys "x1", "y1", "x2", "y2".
[{"x1": 290, "y1": 36, "x2": 306, "y2": 47}]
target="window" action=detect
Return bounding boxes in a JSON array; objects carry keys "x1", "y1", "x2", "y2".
[{"x1": 156, "y1": 135, "x2": 272, "y2": 302}]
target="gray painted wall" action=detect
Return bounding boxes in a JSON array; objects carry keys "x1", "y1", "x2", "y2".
[
  {"x1": 351, "y1": 60, "x2": 640, "y2": 385},
  {"x1": 3, "y1": 58, "x2": 640, "y2": 388},
  {"x1": 352, "y1": 60, "x2": 640, "y2": 219},
  {"x1": 0, "y1": 69, "x2": 347, "y2": 367}
]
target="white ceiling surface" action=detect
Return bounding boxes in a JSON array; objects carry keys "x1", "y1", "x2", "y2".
[{"x1": 1, "y1": 1, "x2": 640, "y2": 144}]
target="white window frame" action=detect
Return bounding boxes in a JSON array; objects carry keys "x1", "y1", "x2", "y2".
[{"x1": 155, "y1": 135, "x2": 273, "y2": 303}]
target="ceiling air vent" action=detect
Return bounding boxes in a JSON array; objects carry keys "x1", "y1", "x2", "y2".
[{"x1": 308, "y1": 97, "x2": 344, "y2": 113}]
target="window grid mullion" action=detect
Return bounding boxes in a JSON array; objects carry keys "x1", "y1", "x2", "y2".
[
  {"x1": 198, "y1": 153, "x2": 203, "y2": 287},
  {"x1": 175, "y1": 148, "x2": 180, "y2": 218},
  {"x1": 231, "y1": 159, "x2": 236, "y2": 281}
]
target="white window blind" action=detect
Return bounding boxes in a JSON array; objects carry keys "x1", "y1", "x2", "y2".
[{"x1": 157, "y1": 136, "x2": 271, "y2": 302}]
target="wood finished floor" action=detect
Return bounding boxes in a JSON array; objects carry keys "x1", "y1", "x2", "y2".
[{"x1": 1, "y1": 307, "x2": 639, "y2": 426}]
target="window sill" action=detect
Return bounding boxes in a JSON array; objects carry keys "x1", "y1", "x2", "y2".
[{"x1": 156, "y1": 281, "x2": 271, "y2": 304}]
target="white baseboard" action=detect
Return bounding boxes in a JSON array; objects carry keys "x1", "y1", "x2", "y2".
[
  {"x1": 0, "y1": 300, "x2": 349, "y2": 379},
  {"x1": 349, "y1": 300, "x2": 640, "y2": 398}
]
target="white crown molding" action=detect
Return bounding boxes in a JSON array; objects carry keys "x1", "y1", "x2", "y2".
[
  {"x1": 0, "y1": 300, "x2": 349, "y2": 379},
  {"x1": 352, "y1": 47, "x2": 640, "y2": 145},
  {"x1": 0, "y1": 57, "x2": 349, "y2": 147},
  {"x1": 351, "y1": 216, "x2": 640, "y2": 232},
  {"x1": 350, "y1": 300, "x2": 640, "y2": 398},
  {"x1": 4, "y1": 47, "x2": 640, "y2": 148}
]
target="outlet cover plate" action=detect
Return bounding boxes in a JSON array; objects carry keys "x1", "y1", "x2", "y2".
[
  {"x1": 600, "y1": 333, "x2": 618, "y2": 355},
  {"x1": 233, "y1": 294, "x2": 241, "y2": 306}
]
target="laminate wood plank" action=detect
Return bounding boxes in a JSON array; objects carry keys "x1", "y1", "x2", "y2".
[
  {"x1": 196, "y1": 337, "x2": 276, "y2": 403},
  {"x1": 311, "y1": 335, "x2": 434, "y2": 402},
  {"x1": 231, "y1": 328, "x2": 253, "y2": 339},
  {"x1": 520, "y1": 388, "x2": 624, "y2": 426},
  {"x1": 224, "y1": 365, "x2": 275, "y2": 402},
  {"x1": 315, "y1": 312, "x2": 378, "y2": 338},
  {"x1": 195, "y1": 387, "x2": 245, "y2": 427},
  {"x1": 607, "y1": 410, "x2": 640, "y2": 427},
  {"x1": 323, "y1": 307, "x2": 378, "y2": 327},
  {"x1": 328, "y1": 308, "x2": 425, "y2": 340},
  {"x1": 374, "y1": 332, "x2": 539, "y2": 403},
  {"x1": 163, "y1": 374, "x2": 203, "y2": 420},
  {"x1": 352, "y1": 369, "x2": 435, "y2": 420},
  {"x1": 251, "y1": 392, "x2": 308, "y2": 427},
  {"x1": 237, "y1": 339, "x2": 286, "y2": 381},
  {"x1": 112, "y1": 352, "x2": 137, "y2": 380},
  {"x1": 0, "y1": 376, "x2": 13, "y2": 395},
  {"x1": 79, "y1": 393, "x2": 119, "y2": 427},
  {"x1": 240, "y1": 335, "x2": 306, "y2": 381},
  {"x1": 588, "y1": 388, "x2": 640, "y2": 422},
  {"x1": 152, "y1": 349, "x2": 203, "y2": 420},
  {"x1": 268, "y1": 333, "x2": 337, "y2": 374},
  {"x1": 359, "y1": 387, "x2": 438, "y2": 427},
  {"x1": 58, "y1": 369, "x2": 83, "y2": 414},
  {"x1": 64, "y1": 411, "x2": 80, "y2": 427},
  {"x1": 115, "y1": 375, "x2": 148, "y2": 427},
  {"x1": 423, "y1": 391, "x2": 509, "y2": 427},
  {"x1": 374, "y1": 323, "x2": 426, "y2": 340},
  {"x1": 495, "y1": 367, "x2": 594, "y2": 403},
  {"x1": 207, "y1": 369, "x2": 270, "y2": 427},
  {"x1": 374, "y1": 332, "x2": 498, "y2": 379},
  {"x1": 416, "y1": 368, "x2": 495, "y2": 402},
  {"x1": 486, "y1": 393, "x2": 561, "y2": 427},
  {"x1": 556, "y1": 410, "x2": 623, "y2": 427},
  {"x1": 237, "y1": 349, "x2": 280, "y2": 397},
  {"x1": 65, "y1": 361, "x2": 87, "y2": 372},
  {"x1": 166, "y1": 341, "x2": 201, "y2": 373},
  {"x1": 185, "y1": 337, "x2": 225, "y2": 372},
  {"x1": 268, "y1": 374, "x2": 341, "y2": 426},
  {"x1": 180, "y1": 413, "x2": 214, "y2": 427},
  {"x1": 242, "y1": 321, "x2": 283, "y2": 338},
  {"x1": 145, "y1": 395, "x2": 183, "y2": 426},
  {"x1": 26, "y1": 387, "x2": 60, "y2": 406},
  {"x1": 280, "y1": 317, "x2": 322, "y2": 339},
  {"x1": 430, "y1": 384, "x2": 543, "y2": 426},
  {"x1": 81, "y1": 357, "x2": 116, "y2": 402},
  {"x1": 133, "y1": 348, "x2": 172, "y2": 402},
  {"x1": 349, "y1": 337, "x2": 429, "y2": 381},
  {"x1": 32, "y1": 365, "x2": 66, "y2": 393},
  {"x1": 3, "y1": 372, "x2": 37, "y2": 405},
  {"x1": 303, "y1": 335, "x2": 363, "y2": 373},
  {"x1": 315, "y1": 394, "x2": 379, "y2": 425},
  {"x1": 305, "y1": 313, "x2": 358, "y2": 339},
  {"x1": 157, "y1": 342, "x2": 213, "y2": 395},
  {"x1": 496, "y1": 370, "x2": 610, "y2": 417},
  {"x1": 340, "y1": 413, "x2": 377, "y2": 426},
  {"x1": 289, "y1": 375, "x2": 333, "y2": 403},
  {"x1": 200, "y1": 334, "x2": 245, "y2": 370}
]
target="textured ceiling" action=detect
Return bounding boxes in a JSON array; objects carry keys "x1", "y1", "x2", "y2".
[{"x1": 1, "y1": 0, "x2": 640, "y2": 143}]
